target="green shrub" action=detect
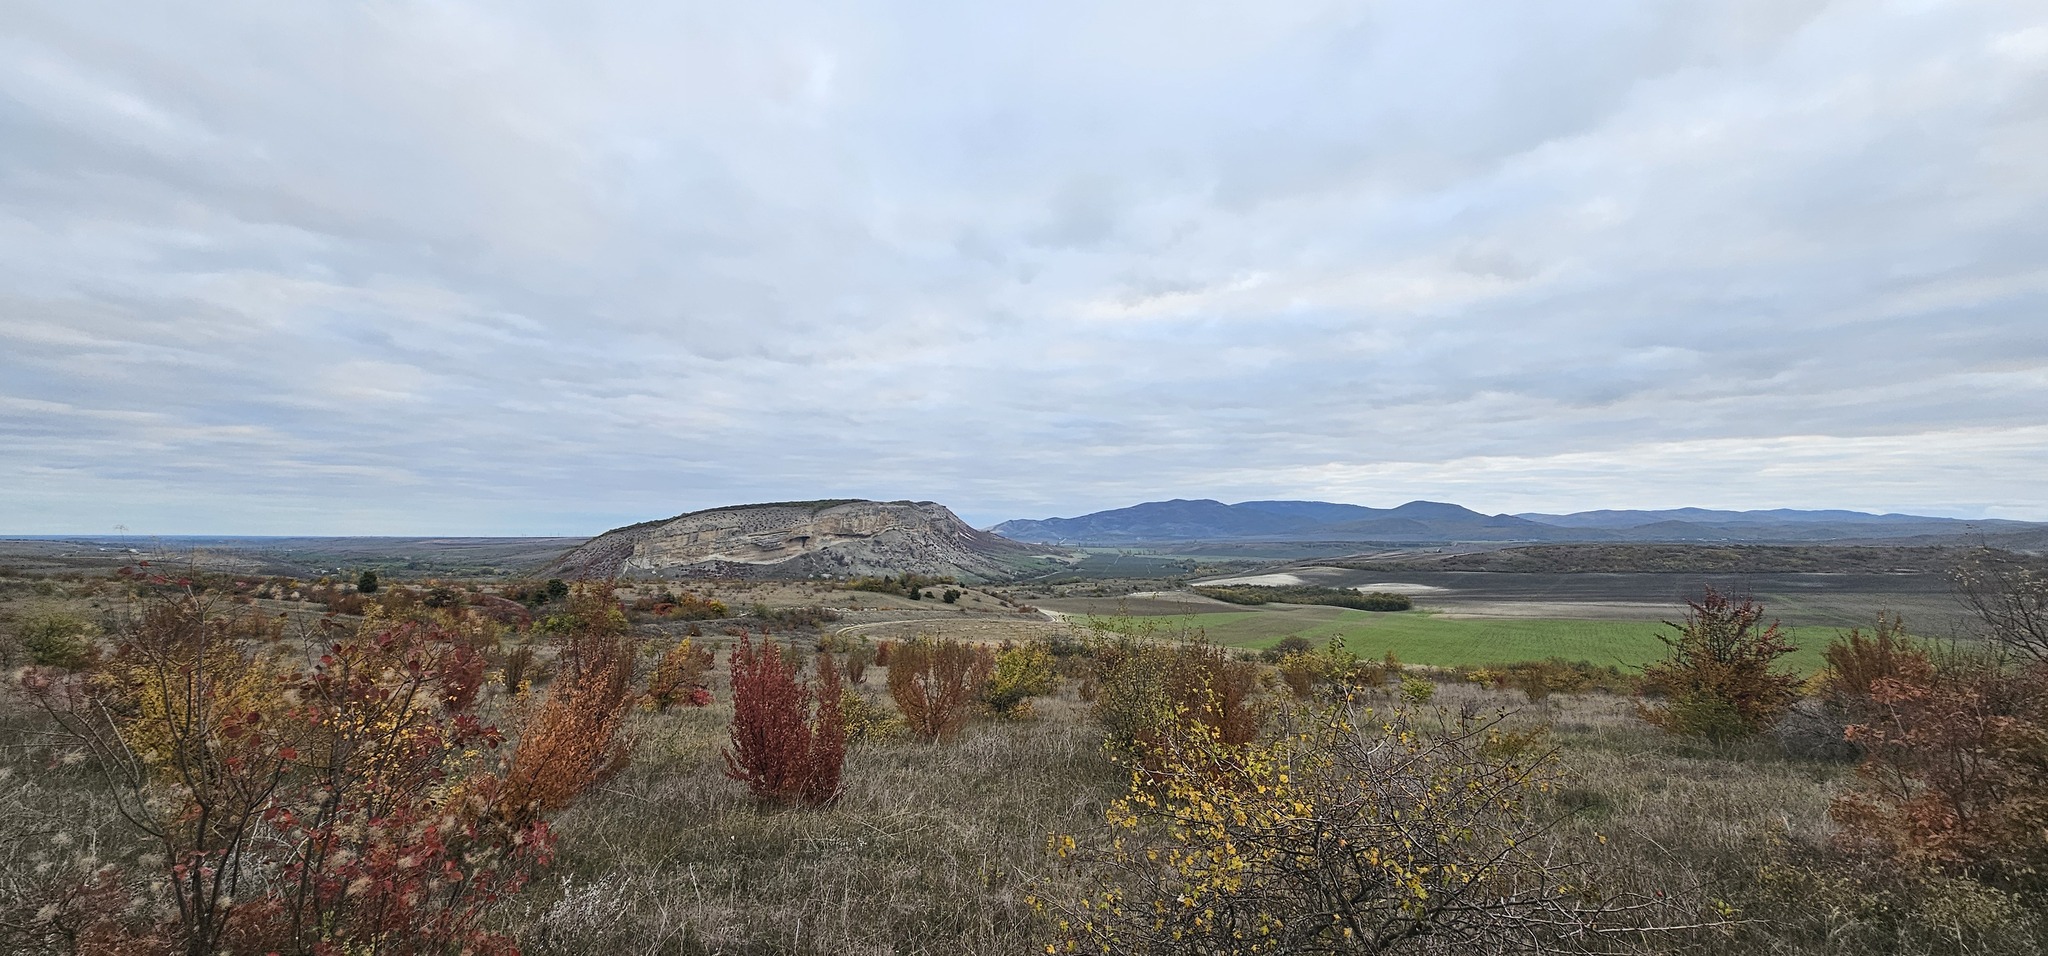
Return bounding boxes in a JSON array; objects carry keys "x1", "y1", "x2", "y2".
[
  {"x1": 1275, "y1": 651, "x2": 1323, "y2": 698},
  {"x1": 1399, "y1": 674, "x2": 1436, "y2": 704},
  {"x1": 1258, "y1": 634, "x2": 1315, "y2": 664},
  {"x1": 14, "y1": 612, "x2": 95, "y2": 668},
  {"x1": 1636, "y1": 588, "x2": 1799, "y2": 741},
  {"x1": 750, "y1": 604, "x2": 841, "y2": 628},
  {"x1": 982, "y1": 644, "x2": 1059, "y2": 717},
  {"x1": 839, "y1": 688, "x2": 904, "y2": 743},
  {"x1": 842, "y1": 573, "x2": 954, "y2": 598}
]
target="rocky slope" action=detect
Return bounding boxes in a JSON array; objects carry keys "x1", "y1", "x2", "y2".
[{"x1": 547, "y1": 499, "x2": 1058, "y2": 582}]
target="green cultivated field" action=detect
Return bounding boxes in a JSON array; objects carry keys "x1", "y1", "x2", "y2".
[{"x1": 1110, "y1": 606, "x2": 1835, "y2": 672}]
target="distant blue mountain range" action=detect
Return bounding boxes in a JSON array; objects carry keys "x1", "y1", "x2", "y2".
[{"x1": 988, "y1": 499, "x2": 2044, "y2": 545}]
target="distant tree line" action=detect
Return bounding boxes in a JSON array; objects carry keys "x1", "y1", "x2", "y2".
[{"x1": 842, "y1": 573, "x2": 958, "y2": 601}]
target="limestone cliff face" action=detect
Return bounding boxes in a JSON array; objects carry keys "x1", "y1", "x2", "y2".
[{"x1": 546, "y1": 499, "x2": 1055, "y2": 582}]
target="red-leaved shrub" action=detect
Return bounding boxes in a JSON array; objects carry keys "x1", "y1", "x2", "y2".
[
  {"x1": 722, "y1": 635, "x2": 845, "y2": 806},
  {"x1": 1831, "y1": 652, "x2": 2048, "y2": 889}
]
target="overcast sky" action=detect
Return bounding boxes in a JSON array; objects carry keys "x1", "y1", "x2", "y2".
[{"x1": 4, "y1": 1, "x2": 2047, "y2": 535}]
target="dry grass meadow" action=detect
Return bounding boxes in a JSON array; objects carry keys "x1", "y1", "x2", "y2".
[{"x1": 0, "y1": 563, "x2": 2042, "y2": 955}]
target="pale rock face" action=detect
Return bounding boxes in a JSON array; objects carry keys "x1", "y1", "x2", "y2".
[{"x1": 548, "y1": 500, "x2": 1051, "y2": 582}]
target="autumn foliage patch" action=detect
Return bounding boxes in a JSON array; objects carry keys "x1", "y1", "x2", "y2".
[
  {"x1": 646, "y1": 638, "x2": 715, "y2": 710},
  {"x1": 886, "y1": 636, "x2": 993, "y2": 742},
  {"x1": 722, "y1": 635, "x2": 846, "y2": 806},
  {"x1": 1823, "y1": 584, "x2": 2048, "y2": 893},
  {"x1": 1636, "y1": 587, "x2": 1800, "y2": 741},
  {"x1": 16, "y1": 585, "x2": 636, "y2": 955}
]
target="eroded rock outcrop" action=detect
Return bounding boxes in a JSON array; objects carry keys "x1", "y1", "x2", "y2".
[{"x1": 547, "y1": 499, "x2": 1056, "y2": 582}]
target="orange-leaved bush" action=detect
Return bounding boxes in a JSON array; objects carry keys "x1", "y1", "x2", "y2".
[
  {"x1": 886, "y1": 636, "x2": 992, "y2": 742},
  {"x1": 1819, "y1": 611, "x2": 1917, "y2": 723},
  {"x1": 722, "y1": 634, "x2": 845, "y2": 806},
  {"x1": 1827, "y1": 594, "x2": 2048, "y2": 891},
  {"x1": 1829, "y1": 652, "x2": 2048, "y2": 889},
  {"x1": 495, "y1": 637, "x2": 637, "y2": 829}
]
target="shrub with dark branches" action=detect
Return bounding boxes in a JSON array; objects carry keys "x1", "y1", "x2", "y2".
[
  {"x1": 1952, "y1": 548, "x2": 2048, "y2": 664},
  {"x1": 1041, "y1": 702, "x2": 1716, "y2": 953}
]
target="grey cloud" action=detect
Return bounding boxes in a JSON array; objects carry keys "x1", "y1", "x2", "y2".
[{"x1": 2, "y1": 0, "x2": 2046, "y2": 534}]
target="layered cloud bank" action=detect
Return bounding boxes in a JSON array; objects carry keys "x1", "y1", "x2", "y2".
[{"x1": 4, "y1": 1, "x2": 2046, "y2": 533}]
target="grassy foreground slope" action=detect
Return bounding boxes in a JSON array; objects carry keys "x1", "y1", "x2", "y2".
[{"x1": 1113, "y1": 606, "x2": 1835, "y2": 672}]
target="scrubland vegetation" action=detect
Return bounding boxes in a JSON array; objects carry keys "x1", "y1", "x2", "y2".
[{"x1": 0, "y1": 550, "x2": 2042, "y2": 954}]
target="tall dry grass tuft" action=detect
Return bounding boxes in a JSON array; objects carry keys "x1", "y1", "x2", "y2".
[{"x1": 520, "y1": 689, "x2": 1122, "y2": 956}]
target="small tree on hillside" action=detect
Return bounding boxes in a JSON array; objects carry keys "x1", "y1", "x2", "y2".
[
  {"x1": 355, "y1": 569, "x2": 379, "y2": 594},
  {"x1": 1636, "y1": 587, "x2": 1799, "y2": 741}
]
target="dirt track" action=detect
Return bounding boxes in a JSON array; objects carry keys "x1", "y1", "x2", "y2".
[{"x1": 832, "y1": 617, "x2": 1069, "y2": 643}]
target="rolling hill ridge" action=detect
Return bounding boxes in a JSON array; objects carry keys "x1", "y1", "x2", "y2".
[{"x1": 991, "y1": 499, "x2": 2045, "y2": 545}]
